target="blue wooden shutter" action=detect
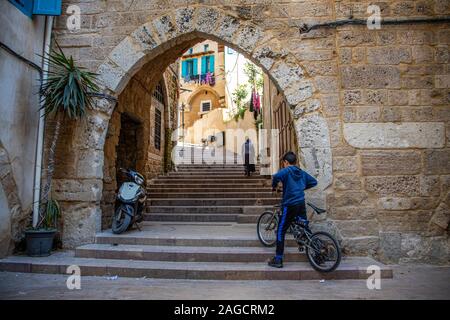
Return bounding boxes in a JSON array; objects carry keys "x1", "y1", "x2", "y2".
[
  {"x1": 181, "y1": 60, "x2": 187, "y2": 77},
  {"x1": 8, "y1": 0, "x2": 34, "y2": 18},
  {"x1": 209, "y1": 55, "x2": 215, "y2": 73},
  {"x1": 201, "y1": 56, "x2": 207, "y2": 75},
  {"x1": 33, "y1": 0, "x2": 62, "y2": 15},
  {"x1": 193, "y1": 58, "x2": 198, "y2": 75}
]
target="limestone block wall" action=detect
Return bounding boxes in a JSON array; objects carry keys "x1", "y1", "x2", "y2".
[
  {"x1": 47, "y1": 0, "x2": 449, "y2": 263},
  {"x1": 100, "y1": 65, "x2": 179, "y2": 229}
]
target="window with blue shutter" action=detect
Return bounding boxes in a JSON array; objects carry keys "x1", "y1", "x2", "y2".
[
  {"x1": 8, "y1": 0, "x2": 34, "y2": 17},
  {"x1": 33, "y1": 0, "x2": 62, "y2": 16},
  {"x1": 182, "y1": 59, "x2": 198, "y2": 80},
  {"x1": 192, "y1": 58, "x2": 198, "y2": 75},
  {"x1": 8, "y1": 0, "x2": 62, "y2": 18},
  {"x1": 201, "y1": 56, "x2": 207, "y2": 74},
  {"x1": 209, "y1": 55, "x2": 215, "y2": 74},
  {"x1": 181, "y1": 60, "x2": 188, "y2": 78},
  {"x1": 202, "y1": 55, "x2": 215, "y2": 74}
]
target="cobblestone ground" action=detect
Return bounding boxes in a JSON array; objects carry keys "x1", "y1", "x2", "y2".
[{"x1": 0, "y1": 265, "x2": 449, "y2": 300}]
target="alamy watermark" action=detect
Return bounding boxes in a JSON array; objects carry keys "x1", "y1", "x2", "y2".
[
  {"x1": 66, "y1": 265, "x2": 81, "y2": 290},
  {"x1": 366, "y1": 265, "x2": 381, "y2": 290},
  {"x1": 171, "y1": 127, "x2": 280, "y2": 167},
  {"x1": 66, "y1": 5, "x2": 81, "y2": 32},
  {"x1": 367, "y1": 5, "x2": 382, "y2": 30}
]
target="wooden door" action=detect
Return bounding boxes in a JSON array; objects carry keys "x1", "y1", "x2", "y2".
[{"x1": 273, "y1": 101, "x2": 297, "y2": 167}]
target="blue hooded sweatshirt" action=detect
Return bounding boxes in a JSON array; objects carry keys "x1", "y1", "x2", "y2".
[{"x1": 272, "y1": 166, "x2": 318, "y2": 207}]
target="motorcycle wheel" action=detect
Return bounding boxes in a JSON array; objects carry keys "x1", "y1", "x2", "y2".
[{"x1": 112, "y1": 204, "x2": 132, "y2": 234}]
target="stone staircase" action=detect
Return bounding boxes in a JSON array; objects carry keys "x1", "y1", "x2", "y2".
[
  {"x1": 145, "y1": 164, "x2": 275, "y2": 223},
  {"x1": 0, "y1": 164, "x2": 393, "y2": 281}
]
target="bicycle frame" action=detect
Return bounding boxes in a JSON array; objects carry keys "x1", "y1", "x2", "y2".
[{"x1": 265, "y1": 203, "x2": 325, "y2": 255}]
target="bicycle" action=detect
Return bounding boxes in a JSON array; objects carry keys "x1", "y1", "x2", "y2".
[{"x1": 257, "y1": 202, "x2": 341, "y2": 273}]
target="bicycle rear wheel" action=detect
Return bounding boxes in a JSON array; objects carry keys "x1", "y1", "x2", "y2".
[
  {"x1": 306, "y1": 231, "x2": 341, "y2": 273},
  {"x1": 257, "y1": 211, "x2": 278, "y2": 247}
]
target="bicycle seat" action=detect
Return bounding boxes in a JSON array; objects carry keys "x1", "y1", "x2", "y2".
[{"x1": 307, "y1": 202, "x2": 326, "y2": 214}]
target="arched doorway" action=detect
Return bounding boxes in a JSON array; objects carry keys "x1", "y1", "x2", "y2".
[{"x1": 59, "y1": 7, "x2": 333, "y2": 248}]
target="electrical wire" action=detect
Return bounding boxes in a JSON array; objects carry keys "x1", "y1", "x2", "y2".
[
  {"x1": 301, "y1": 16, "x2": 450, "y2": 33},
  {"x1": 1, "y1": 40, "x2": 119, "y2": 102}
]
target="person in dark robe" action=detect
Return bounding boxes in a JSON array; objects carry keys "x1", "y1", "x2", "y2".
[{"x1": 241, "y1": 137, "x2": 256, "y2": 176}]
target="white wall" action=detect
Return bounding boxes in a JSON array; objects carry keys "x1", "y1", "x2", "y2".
[
  {"x1": 0, "y1": 2, "x2": 46, "y2": 223},
  {"x1": 224, "y1": 47, "x2": 250, "y2": 115}
]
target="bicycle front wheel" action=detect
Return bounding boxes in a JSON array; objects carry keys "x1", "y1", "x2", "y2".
[
  {"x1": 257, "y1": 211, "x2": 278, "y2": 247},
  {"x1": 306, "y1": 231, "x2": 341, "y2": 273}
]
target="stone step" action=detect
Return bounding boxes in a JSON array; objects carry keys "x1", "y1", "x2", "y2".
[
  {"x1": 95, "y1": 224, "x2": 294, "y2": 247},
  {"x1": 148, "y1": 183, "x2": 267, "y2": 189},
  {"x1": 169, "y1": 171, "x2": 257, "y2": 175},
  {"x1": 176, "y1": 166, "x2": 261, "y2": 170},
  {"x1": 144, "y1": 214, "x2": 260, "y2": 223},
  {"x1": 174, "y1": 161, "x2": 243, "y2": 166},
  {"x1": 146, "y1": 198, "x2": 279, "y2": 206},
  {"x1": 75, "y1": 244, "x2": 306, "y2": 262},
  {"x1": 158, "y1": 175, "x2": 268, "y2": 179},
  {"x1": 147, "y1": 192, "x2": 274, "y2": 198},
  {"x1": 146, "y1": 206, "x2": 245, "y2": 214},
  {"x1": 149, "y1": 179, "x2": 268, "y2": 185},
  {"x1": 175, "y1": 168, "x2": 258, "y2": 173},
  {"x1": 0, "y1": 253, "x2": 393, "y2": 280},
  {"x1": 145, "y1": 213, "x2": 239, "y2": 222},
  {"x1": 146, "y1": 205, "x2": 273, "y2": 214},
  {"x1": 146, "y1": 187, "x2": 270, "y2": 193},
  {"x1": 237, "y1": 215, "x2": 260, "y2": 223}
]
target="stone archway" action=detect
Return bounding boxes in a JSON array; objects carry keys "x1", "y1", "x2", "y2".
[
  {"x1": 187, "y1": 86, "x2": 222, "y2": 108},
  {"x1": 62, "y1": 6, "x2": 333, "y2": 248}
]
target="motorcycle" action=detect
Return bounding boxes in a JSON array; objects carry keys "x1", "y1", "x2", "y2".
[{"x1": 112, "y1": 168, "x2": 146, "y2": 234}]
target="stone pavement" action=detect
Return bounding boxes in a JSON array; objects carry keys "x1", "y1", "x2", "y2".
[
  {"x1": 0, "y1": 222, "x2": 393, "y2": 281},
  {"x1": 0, "y1": 264, "x2": 449, "y2": 300}
]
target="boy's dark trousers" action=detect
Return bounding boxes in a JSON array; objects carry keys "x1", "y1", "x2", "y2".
[{"x1": 275, "y1": 201, "x2": 307, "y2": 259}]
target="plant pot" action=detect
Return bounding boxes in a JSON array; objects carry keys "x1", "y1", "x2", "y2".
[{"x1": 25, "y1": 229, "x2": 56, "y2": 257}]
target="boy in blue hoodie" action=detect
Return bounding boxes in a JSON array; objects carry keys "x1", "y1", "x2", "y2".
[{"x1": 268, "y1": 151, "x2": 318, "y2": 268}]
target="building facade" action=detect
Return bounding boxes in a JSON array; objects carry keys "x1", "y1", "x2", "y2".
[
  {"x1": 0, "y1": 1, "x2": 54, "y2": 257},
  {"x1": 178, "y1": 40, "x2": 258, "y2": 153},
  {"x1": 0, "y1": 1, "x2": 449, "y2": 264}
]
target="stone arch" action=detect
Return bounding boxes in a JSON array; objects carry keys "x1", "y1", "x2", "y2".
[
  {"x1": 66, "y1": 6, "x2": 333, "y2": 248},
  {"x1": 187, "y1": 86, "x2": 222, "y2": 108}
]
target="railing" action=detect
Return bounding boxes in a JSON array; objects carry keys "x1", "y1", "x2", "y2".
[{"x1": 182, "y1": 73, "x2": 215, "y2": 86}]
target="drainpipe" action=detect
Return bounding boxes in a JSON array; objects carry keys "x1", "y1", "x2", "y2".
[{"x1": 32, "y1": 16, "x2": 53, "y2": 228}]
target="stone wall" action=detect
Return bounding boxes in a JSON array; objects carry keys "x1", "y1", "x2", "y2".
[
  {"x1": 0, "y1": 2, "x2": 48, "y2": 256},
  {"x1": 101, "y1": 65, "x2": 179, "y2": 229},
  {"x1": 49, "y1": 1, "x2": 449, "y2": 263}
]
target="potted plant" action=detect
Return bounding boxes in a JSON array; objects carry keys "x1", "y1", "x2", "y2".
[
  {"x1": 25, "y1": 198, "x2": 60, "y2": 257},
  {"x1": 26, "y1": 42, "x2": 99, "y2": 256}
]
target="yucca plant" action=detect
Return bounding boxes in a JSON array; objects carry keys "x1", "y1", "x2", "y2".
[
  {"x1": 41, "y1": 198, "x2": 61, "y2": 230},
  {"x1": 36, "y1": 42, "x2": 100, "y2": 229}
]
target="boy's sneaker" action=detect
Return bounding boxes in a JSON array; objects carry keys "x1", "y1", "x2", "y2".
[{"x1": 268, "y1": 256, "x2": 283, "y2": 268}]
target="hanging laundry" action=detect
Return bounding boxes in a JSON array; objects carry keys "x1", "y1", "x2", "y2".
[
  {"x1": 249, "y1": 89, "x2": 255, "y2": 112},
  {"x1": 205, "y1": 72, "x2": 215, "y2": 86},
  {"x1": 254, "y1": 91, "x2": 261, "y2": 112}
]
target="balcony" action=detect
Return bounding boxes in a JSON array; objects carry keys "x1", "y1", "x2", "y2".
[{"x1": 182, "y1": 73, "x2": 215, "y2": 86}]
